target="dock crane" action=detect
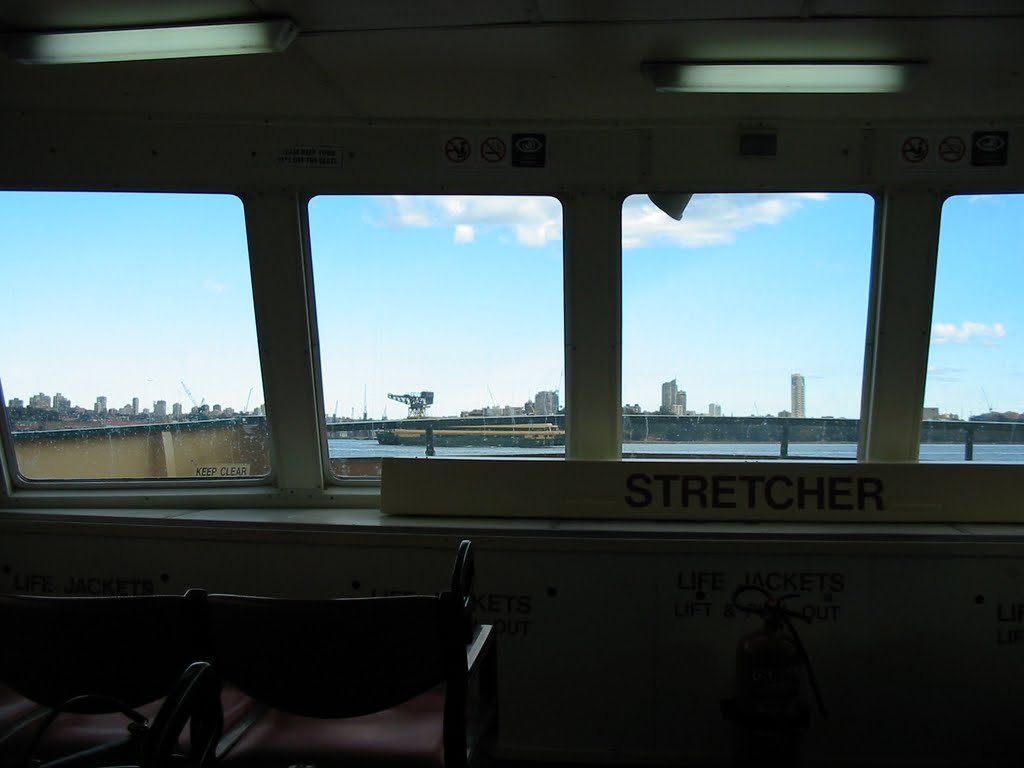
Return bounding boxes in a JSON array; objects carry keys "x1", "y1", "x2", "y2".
[
  {"x1": 180, "y1": 381, "x2": 205, "y2": 410},
  {"x1": 387, "y1": 391, "x2": 434, "y2": 419},
  {"x1": 982, "y1": 387, "x2": 993, "y2": 414}
]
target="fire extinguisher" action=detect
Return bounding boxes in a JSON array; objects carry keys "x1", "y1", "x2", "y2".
[{"x1": 721, "y1": 585, "x2": 827, "y2": 767}]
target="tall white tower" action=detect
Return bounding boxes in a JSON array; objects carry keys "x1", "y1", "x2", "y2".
[{"x1": 791, "y1": 373, "x2": 806, "y2": 418}]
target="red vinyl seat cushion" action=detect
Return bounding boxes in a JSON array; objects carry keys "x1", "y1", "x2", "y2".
[{"x1": 220, "y1": 687, "x2": 446, "y2": 768}]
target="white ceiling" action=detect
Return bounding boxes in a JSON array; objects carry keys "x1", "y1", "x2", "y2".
[
  {"x1": 5, "y1": 1, "x2": 1024, "y2": 30},
  {"x1": 1, "y1": 1, "x2": 1022, "y2": 122}
]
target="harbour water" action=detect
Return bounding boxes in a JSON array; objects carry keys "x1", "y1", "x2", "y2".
[{"x1": 328, "y1": 438, "x2": 1024, "y2": 463}]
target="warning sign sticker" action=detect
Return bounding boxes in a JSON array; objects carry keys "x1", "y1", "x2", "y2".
[
  {"x1": 971, "y1": 131, "x2": 1009, "y2": 167},
  {"x1": 938, "y1": 136, "x2": 966, "y2": 163},
  {"x1": 444, "y1": 136, "x2": 471, "y2": 163},
  {"x1": 901, "y1": 136, "x2": 929, "y2": 163},
  {"x1": 276, "y1": 145, "x2": 343, "y2": 168},
  {"x1": 481, "y1": 137, "x2": 507, "y2": 163},
  {"x1": 438, "y1": 132, "x2": 544, "y2": 169},
  {"x1": 511, "y1": 134, "x2": 547, "y2": 168}
]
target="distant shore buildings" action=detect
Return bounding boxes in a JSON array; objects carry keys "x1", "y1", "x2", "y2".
[
  {"x1": 6, "y1": 389, "x2": 265, "y2": 424},
  {"x1": 652, "y1": 374, "x2": 807, "y2": 418}
]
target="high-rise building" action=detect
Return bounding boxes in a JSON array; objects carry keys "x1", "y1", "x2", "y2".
[
  {"x1": 155, "y1": 400, "x2": 168, "y2": 417},
  {"x1": 8, "y1": 398, "x2": 24, "y2": 409},
  {"x1": 533, "y1": 390, "x2": 560, "y2": 415},
  {"x1": 95, "y1": 396, "x2": 108, "y2": 414},
  {"x1": 132, "y1": 397, "x2": 140, "y2": 415},
  {"x1": 674, "y1": 390, "x2": 687, "y2": 416},
  {"x1": 172, "y1": 402, "x2": 183, "y2": 419},
  {"x1": 791, "y1": 373, "x2": 806, "y2": 418},
  {"x1": 661, "y1": 379, "x2": 678, "y2": 414},
  {"x1": 53, "y1": 393, "x2": 70, "y2": 411},
  {"x1": 708, "y1": 403, "x2": 722, "y2": 417},
  {"x1": 29, "y1": 392, "x2": 52, "y2": 409}
]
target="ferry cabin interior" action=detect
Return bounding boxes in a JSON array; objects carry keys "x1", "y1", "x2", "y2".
[{"x1": 2, "y1": 1, "x2": 1024, "y2": 766}]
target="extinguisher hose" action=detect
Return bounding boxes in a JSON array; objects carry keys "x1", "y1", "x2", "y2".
[
  {"x1": 780, "y1": 611, "x2": 828, "y2": 719},
  {"x1": 731, "y1": 585, "x2": 828, "y2": 719}
]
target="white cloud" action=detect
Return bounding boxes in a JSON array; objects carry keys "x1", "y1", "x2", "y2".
[
  {"x1": 387, "y1": 195, "x2": 431, "y2": 227},
  {"x1": 621, "y1": 193, "x2": 827, "y2": 249},
  {"x1": 516, "y1": 220, "x2": 560, "y2": 247},
  {"x1": 381, "y1": 193, "x2": 830, "y2": 250},
  {"x1": 381, "y1": 195, "x2": 562, "y2": 247},
  {"x1": 203, "y1": 278, "x2": 225, "y2": 294},
  {"x1": 931, "y1": 321, "x2": 1007, "y2": 345}
]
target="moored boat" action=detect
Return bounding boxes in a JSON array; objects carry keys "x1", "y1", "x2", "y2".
[{"x1": 376, "y1": 423, "x2": 564, "y2": 448}]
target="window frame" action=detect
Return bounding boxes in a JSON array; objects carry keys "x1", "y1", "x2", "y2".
[
  {"x1": 619, "y1": 190, "x2": 878, "y2": 462},
  {"x1": 3, "y1": 181, "x2": 1022, "y2": 520},
  {"x1": 0, "y1": 189, "x2": 275, "y2": 491},
  {"x1": 303, "y1": 192, "x2": 570, "y2": 486},
  {"x1": 916, "y1": 191, "x2": 1024, "y2": 463}
]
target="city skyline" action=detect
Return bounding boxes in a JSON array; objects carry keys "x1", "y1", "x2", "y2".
[
  {"x1": 3, "y1": 372, "x2": 998, "y2": 425},
  {"x1": 6, "y1": 372, "x2": 800, "y2": 421},
  {"x1": 1, "y1": 191, "x2": 1020, "y2": 423},
  {"x1": 5, "y1": 388, "x2": 261, "y2": 422}
]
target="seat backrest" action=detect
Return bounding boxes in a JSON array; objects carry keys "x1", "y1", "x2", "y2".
[
  {"x1": 450, "y1": 539, "x2": 475, "y2": 643},
  {"x1": 0, "y1": 593, "x2": 205, "y2": 712},
  {"x1": 204, "y1": 592, "x2": 464, "y2": 719}
]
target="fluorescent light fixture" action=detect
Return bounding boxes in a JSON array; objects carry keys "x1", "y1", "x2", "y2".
[
  {"x1": 6, "y1": 18, "x2": 298, "y2": 65},
  {"x1": 645, "y1": 61, "x2": 921, "y2": 93}
]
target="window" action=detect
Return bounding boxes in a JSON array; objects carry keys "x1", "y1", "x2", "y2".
[
  {"x1": 308, "y1": 195, "x2": 564, "y2": 479},
  {"x1": 621, "y1": 193, "x2": 874, "y2": 460},
  {"x1": 0, "y1": 192, "x2": 269, "y2": 481},
  {"x1": 922, "y1": 194, "x2": 1024, "y2": 463}
]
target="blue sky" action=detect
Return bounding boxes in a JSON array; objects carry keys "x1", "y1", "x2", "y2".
[
  {"x1": 927, "y1": 194, "x2": 1024, "y2": 417},
  {"x1": 308, "y1": 195, "x2": 564, "y2": 419},
  {"x1": 0, "y1": 192, "x2": 264, "y2": 414},
  {"x1": 0, "y1": 191, "x2": 1019, "y2": 421},
  {"x1": 622, "y1": 192, "x2": 873, "y2": 417}
]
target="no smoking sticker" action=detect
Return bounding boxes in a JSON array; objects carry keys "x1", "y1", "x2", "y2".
[
  {"x1": 481, "y1": 137, "x2": 506, "y2": 163},
  {"x1": 939, "y1": 136, "x2": 966, "y2": 163}
]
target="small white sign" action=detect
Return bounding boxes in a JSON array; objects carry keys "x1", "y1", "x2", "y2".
[{"x1": 194, "y1": 463, "x2": 250, "y2": 478}]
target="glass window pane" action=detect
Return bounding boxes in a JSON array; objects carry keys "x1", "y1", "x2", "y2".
[
  {"x1": 309, "y1": 195, "x2": 565, "y2": 479},
  {"x1": 922, "y1": 194, "x2": 1024, "y2": 463},
  {"x1": 0, "y1": 192, "x2": 269, "y2": 481},
  {"x1": 621, "y1": 193, "x2": 874, "y2": 460}
]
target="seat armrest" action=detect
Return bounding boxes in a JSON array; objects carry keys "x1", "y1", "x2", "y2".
[
  {"x1": 464, "y1": 625, "x2": 498, "y2": 768},
  {"x1": 465, "y1": 624, "x2": 494, "y2": 675}
]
